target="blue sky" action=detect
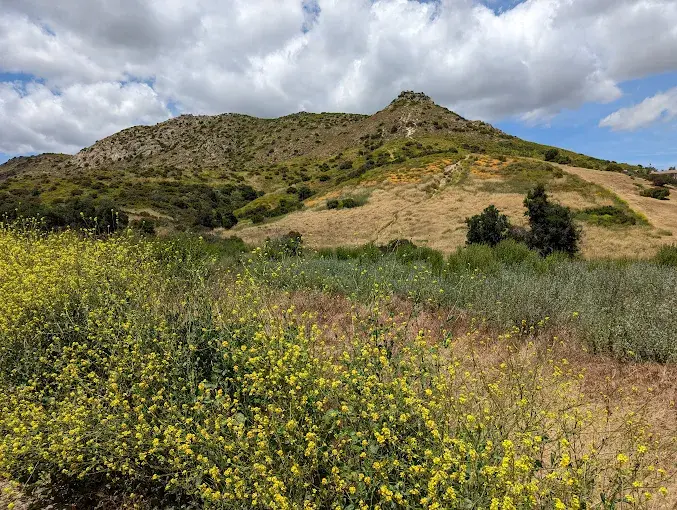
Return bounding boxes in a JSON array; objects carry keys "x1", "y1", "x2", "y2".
[
  {"x1": 496, "y1": 72, "x2": 677, "y2": 169},
  {"x1": 1, "y1": 0, "x2": 676, "y2": 169}
]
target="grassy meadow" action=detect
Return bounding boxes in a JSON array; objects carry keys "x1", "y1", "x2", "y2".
[{"x1": 0, "y1": 226, "x2": 676, "y2": 509}]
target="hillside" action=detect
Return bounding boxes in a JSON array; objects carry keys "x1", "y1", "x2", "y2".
[{"x1": 1, "y1": 91, "x2": 669, "y2": 256}]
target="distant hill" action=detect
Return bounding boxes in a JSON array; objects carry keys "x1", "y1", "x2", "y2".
[{"x1": 2, "y1": 90, "x2": 671, "y2": 257}]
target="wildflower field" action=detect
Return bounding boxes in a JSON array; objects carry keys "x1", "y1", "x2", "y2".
[{"x1": 0, "y1": 226, "x2": 675, "y2": 509}]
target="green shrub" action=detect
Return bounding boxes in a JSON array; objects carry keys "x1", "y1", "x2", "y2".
[
  {"x1": 296, "y1": 186, "x2": 314, "y2": 200},
  {"x1": 130, "y1": 218, "x2": 156, "y2": 234},
  {"x1": 648, "y1": 173, "x2": 677, "y2": 187},
  {"x1": 524, "y1": 185, "x2": 580, "y2": 257},
  {"x1": 544, "y1": 148, "x2": 559, "y2": 161},
  {"x1": 465, "y1": 205, "x2": 511, "y2": 247},
  {"x1": 340, "y1": 198, "x2": 359, "y2": 209},
  {"x1": 380, "y1": 239, "x2": 445, "y2": 273},
  {"x1": 448, "y1": 244, "x2": 499, "y2": 273},
  {"x1": 654, "y1": 244, "x2": 677, "y2": 266},
  {"x1": 326, "y1": 199, "x2": 339, "y2": 210},
  {"x1": 265, "y1": 230, "x2": 303, "y2": 258},
  {"x1": 640, "y1": 187, "x2": 670, "y2": 200},
  {"x1": 493, "y1": 239, "x2": 538, "y2": 265},
  {"x1": 577, "y1": 206, "x2": 637, "y2": 226}
]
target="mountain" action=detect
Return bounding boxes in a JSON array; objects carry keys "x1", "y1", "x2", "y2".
[{"x1": 2, "y1": 91, "x2": 672, "y2": 257}]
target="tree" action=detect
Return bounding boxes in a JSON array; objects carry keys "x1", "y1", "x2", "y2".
[
  {"x1": 544, "y1": 149, "x2": 558, "y2": 162},
  {"x1": 296, "y1": 186, "x2": 314, "y2": 201},
  {"x1": 465, "y1": 205, "x2": 511, "y2": 247},
  {"x1": 524, "y1": 184, "x2": 580, "y2": 256}
]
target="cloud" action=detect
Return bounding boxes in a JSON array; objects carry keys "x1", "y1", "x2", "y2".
[
  {"x1": 0, "y1": 81, "x2": 170, "y2": 154},
  {"x1": 600, "y1": 87, "x2": 677, "y2": 131},
  {"x1": 0, "y1": 0, "x2": 676, "y2": 154}
]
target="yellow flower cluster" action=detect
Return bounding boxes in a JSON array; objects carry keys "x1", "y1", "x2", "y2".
[{"x1": 0, "y1": 226, "x2": 672, "y2": 508}]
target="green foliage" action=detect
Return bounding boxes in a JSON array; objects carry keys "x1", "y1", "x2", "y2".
[
  {"x1": 492, "y1": 239, "x2": 539, "y2": 265},
  {"x1": 448, "y1": 243, "x2": 500, "y2": 273},
  {"x1": 296, "y1": 186, "x2": 314, "y2": 200},
  {"x1": 577, "y1": 205, "x2": 638, "y2": 226},
  {"x1": 340, "y1": 197, "x2": 359, "y2": 209},
  {"x1": 465, "y1": 205, "x2": 511, "y2": 247},
  {"x1": 130, "y1": 218, "x2": 156, "y2": 234},
  {"x1": 0, "y1": 195, "x2": 128, "y2": 233},
  {"x1": 325, "y1": 196, "x2": 367, "y2": 210},
  {"x1": 264, "y1": 230, "x2": 303, "y2": 258},
  {"x1": 379, "y1": 239, "x2": 445, "y2": 272},
  {"x1": 654, "y1": 244, "x2": 677, "y2": 266},
  {"x1": 648, "y1": 173, "x2": 677, "y2": 187},
  {"x1": 260, "y1": 249, "x2": 677, "y2": 362},
  {"x1": 524, "y1": 184, "x2": 580, "y2": 256},
  {"x1": 641, "y1": 187, "x2": 670, "y2": 200},
  {"x1": 544, "y1": 148, "x2": 559, "y2": 161},
  {"x1": 240, "y1": 197, "x2": 303, "y2": 223}
]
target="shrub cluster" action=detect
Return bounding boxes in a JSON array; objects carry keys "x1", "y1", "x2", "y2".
[
  {"x1": 466, "y1": 185, "x2": 580, "y2": 256},
  {"x1": 543, "y1": 148, "x2": 571, "y2": 164},
  {"x1": 241, "y1": 197, "x2": 303, "y2": 224},
  {"x1": 0, "y1": 195, "x2": 128, "y2": 233},
  {"x1": 640, "y1": 187, "x2": 670, "y2": 200},
  {"x1": 465, "y1": 205, "x2": 510, "y2": 247},
  {"x1": 264, "y1": 230, "x2": 303, "y2": 258},
  {"x1": 326, "y1": 197, "x2": 364, "y2": 210},
  {"x1": 577, "y1": 206, "x2": 638, "y2": 226}
]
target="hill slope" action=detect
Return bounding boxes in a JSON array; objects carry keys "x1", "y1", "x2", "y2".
[{"x1": 1, "y1": 91, "x2": 670, "y2": 256}]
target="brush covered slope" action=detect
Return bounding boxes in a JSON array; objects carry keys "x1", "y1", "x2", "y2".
[{"x1": 0, "y1": 91, "x2": 670, "y2": 256}]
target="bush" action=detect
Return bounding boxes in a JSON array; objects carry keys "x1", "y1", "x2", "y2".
[
  {"x1": 465, "y1": 205, "x2": 511, "y2": 247},
  {"x1": 338, "y1": 160, "x2": 353, "y2": 170},
  {"x1": 648, "y1": 173, "x2": 677, "y2": 187},
  {"x1": 640, "y1": 187, "x2": 670, "y2": 200},
  {"x1": 340, "y1": 197, "x2": 359, "y2": 209},
  {"x1": 296, "y1": 186, "x2": 314, "y2": 201},
  {"x1": 326, "y1": 199, "x2": 339, "y2": 210},
  {"x1": 448, "y1": 244, "x2": 499, "y2": 273},
  {"x1": 578, "y1": 206, "x2": 637, "y2": 226},
  {"x1": 130, "y1": 219, "x2": 156, "y2": 234},
  {"x1": 493, "y1": 239, "x2": 538, "y2": 265},
  {"x1": 524, "y1": 184, "x2": 580, "y2": 256},
  {"x1": 654, "y1": 244, "x2": 677, "y2": 266},
  {"x1": 544, "y1": 148, "x2": 559, "y2": 162},
  {"x1": 265, "y1": 230, "x2": 303, "y2": 258}
]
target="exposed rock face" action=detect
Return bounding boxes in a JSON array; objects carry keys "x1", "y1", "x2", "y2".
[{"x1": 390, "y1": 91, "x2": 435, "y2": 105}]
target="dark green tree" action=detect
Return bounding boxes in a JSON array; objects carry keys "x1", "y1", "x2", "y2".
[
  {"x1": 524, "y1": 184, "x2": 580, "y2": 256},
  {"x1": 544, "y1": 148, "x2": 559, "y2": 162},
  {"x1": 465, "y1": 205, "x2": 511, "y2": 247}
]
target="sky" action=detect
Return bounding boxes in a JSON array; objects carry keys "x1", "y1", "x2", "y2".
[{"x1": 1, "y1": 0, "x2": 676, "y2": 168}]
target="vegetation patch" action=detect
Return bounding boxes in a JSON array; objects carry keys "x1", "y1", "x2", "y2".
[
  {"x1": 576, "y1": 205, "x2": 639, "y2": 226},
  {"x1": 641, "y1": 187, "x2": 671, "y2": 200},
  {"x1": 0, "y1": 226, "x2": 673, "y2": 508}
]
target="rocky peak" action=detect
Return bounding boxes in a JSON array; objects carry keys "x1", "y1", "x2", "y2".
[{"x1": 390, "y1": 91, "x2": 435, "y2": 105}]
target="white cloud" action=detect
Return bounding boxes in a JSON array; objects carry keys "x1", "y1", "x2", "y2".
[
  {"x1": 0, "y1": 81, "x2": 170, "y2": 154},
  {"x1": 0, "y1": 0, "x2": 676, "y2": 154},
  {"x1": 600, "y1": 87, "x2": 677, "y2": 131}
]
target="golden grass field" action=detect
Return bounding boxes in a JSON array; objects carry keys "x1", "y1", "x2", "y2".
[{"x1": 234, "y1": 158, "x2": 677, "y2": 258}]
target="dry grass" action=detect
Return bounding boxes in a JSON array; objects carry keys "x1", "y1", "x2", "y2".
[{"x1": 235, "y1": 161, "x2": 664, "y2": 258}]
